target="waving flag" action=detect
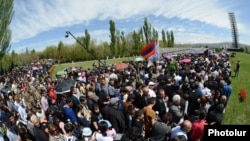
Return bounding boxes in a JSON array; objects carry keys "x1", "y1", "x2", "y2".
[
  {"x1": 153, "y1": 41, "x2": 160, "y2": 61},
  {"x1": 139, "y1": 40, "x2": 156, "y2": 59}
]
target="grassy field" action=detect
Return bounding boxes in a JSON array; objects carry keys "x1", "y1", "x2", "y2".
[
  {"x1": 222, "y1": 52, "x2": 250, "y2": 124},
  {"x1": 51, "y1": 56, "x2": 135, "y2": 78},
  {"x1": 51, "y1": 53, "x2": 250, "y2": 124}
]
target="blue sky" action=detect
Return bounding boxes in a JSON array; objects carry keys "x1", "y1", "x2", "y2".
[{"x1": 10, "y1": 0, "x2": 250, "y2": 53}]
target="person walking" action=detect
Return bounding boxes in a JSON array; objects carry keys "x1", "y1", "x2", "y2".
[{"x1": 235, "y1": 60, "x2": 240, "y2": 77}]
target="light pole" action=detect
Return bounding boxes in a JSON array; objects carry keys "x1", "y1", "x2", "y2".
[{"x1": 65, "y1": 31, "x2": 104, "y2": 67}]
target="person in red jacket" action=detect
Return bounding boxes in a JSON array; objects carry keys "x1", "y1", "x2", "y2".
[
  {"x1": 190, "y1": 111, "x2": 207, "y2": 141},
  {"x1": 48, "y1": 85, "x2": 57, "y2": 103}
]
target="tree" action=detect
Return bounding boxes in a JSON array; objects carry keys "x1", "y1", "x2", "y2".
[
  {"x1": 162, "y1": 30, "x2": 167, "y2": 47},
  {"x1": 10, "y1": 50, "x2": 15, "y2": 69},
  {"x1": 57, "y1": 41, "x2": 64, "y2": 61},
  {"x1": 166, "y1": 31, "x2": 171, "y2": 47},
  {"x1": 0, "y1": 0, "x2": 14, "y2": 60},
  {"x1": 43, "y1": 45, "x2": 57, "y2": 59},
  {"x1": 133, "y1": 30, "x2": 142, "y2": 54},
  {"x1": 30, "y1": 49, "x2": 38, "y2": 63},
  {"x1": 109, "y1": 20, "x2": 116, "y2": 57},
  {"x1": 82, "y1": 29, "x2": 91, "y2": 60},
  {"x1": 143, "y1": 17, "x2": 152, "y2": 44},
  {"x1": 152, "y1": 28, "x2": 158, "y2": 41},
  {"x1": 139, "y1": 28, "x2": 144, "y2": 43},
  {"x1": 170, "y1": 30, "x2": 174, "y2": 47},
  {"x1": 120, "y1": 31, "x2": 127, "y2": 57},
  {"x1": 84, "y1": 29, "x2": 90, "y2": 49},
  {"x1": 116, "y1": 30, "x2": 121, "y2": 57}
]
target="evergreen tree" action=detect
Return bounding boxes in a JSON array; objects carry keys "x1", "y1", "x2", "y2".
[
  {"x1": 166, "y1": 31, "x2": 171, "y2": 47},
  {"x1": 120, "y1": 31, "x2": 127, "y2": 57},
  {"x1": 152, "y1": 28, "x2": 158, "y2": 41},
  {"x1": 109, "y1": 20, "x2": 116, "y2": 57},
  {"x1": 116, "y1": 30, "x2": 121, "y2": 57},
  {"x1": 170, "y1": 30, "x2": 174, "y2": 47},
  {"x1": 162, "y1": 30, "x2": 167, "y2": 47},
  {"x1": 143, "y1": 17, "x2": 152, "y2": 44},
  {"x1": 84, "y1": 29, "x2": 90, "y2": 49}
]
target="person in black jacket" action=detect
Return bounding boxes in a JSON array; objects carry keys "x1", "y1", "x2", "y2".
[
  {"x1": 102, "y1": 97, "x2": 126, "y2": 133},
  {"x1": 69, "y1": 86, "x2": 81, "y2": 112},
  {"x1": 153, "y1": 88, "x2": 167, "y2": 119},
  {"x1": 206, "y1": 104, "x2": 224, "y2": 125},
  {"x1": 30, "y1": 115, "x2": 49, "y2": 141},
  {"x1": 98, "y1": 83, "x2": 110, "y2": 114}
]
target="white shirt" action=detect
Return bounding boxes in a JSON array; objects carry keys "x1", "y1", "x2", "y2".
[
  {"x1": 95, "y1": 132, "x2": 114, "y2": 141},
  {"x1": 64, "y1": 135, "x2": 76, "y2": 141},
  {"x1": 36, "y1": 109, "x2": 45, "y2": 122},
  {"x1": 201, "y1": 87, "x2": 211, "y2": 97},
  {"x1": 41, "y1": 96, "x2": 49, "y2": 111},
  {"x1": 149, "y1": 89, "x2": 156, "y2": 97},
  {"x1": 17, "y1": 105, "x2": 27, "y2": 122},
  {"x1": 174, "y1": 75, "x2": 182, "y2": 86}
]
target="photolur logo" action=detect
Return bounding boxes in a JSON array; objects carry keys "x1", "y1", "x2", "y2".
[
  {"x1": 204, "y1": 125, "x2": 250, "y2": 140},
  {"x1": 208, "y1": 129, "x2": 247, "y2": 136}
]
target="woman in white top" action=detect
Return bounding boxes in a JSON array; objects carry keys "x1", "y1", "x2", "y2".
[{"x1": 92, "y1": 120, "x2": 113, "y2": 141}]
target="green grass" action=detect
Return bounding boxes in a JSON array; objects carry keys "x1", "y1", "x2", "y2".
[
  {"x1": 51, "y1": 56, "x2": 135, "y2": 78},
  {"x1": 222, "y1": 52, "x2": 250, "y2": 124}
]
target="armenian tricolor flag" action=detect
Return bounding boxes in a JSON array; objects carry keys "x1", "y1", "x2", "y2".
[{"x1": 139, "y1": 40, "x2": 156, "y2": 59}]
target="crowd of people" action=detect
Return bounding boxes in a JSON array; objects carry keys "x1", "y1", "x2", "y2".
[{"x1": 0, "y1": 51, "x2": 233, "y2": 141}]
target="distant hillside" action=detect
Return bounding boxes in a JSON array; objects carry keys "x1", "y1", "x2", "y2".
[{"x1": 176, "y1": 42, "x2": 250, "y2": 48}]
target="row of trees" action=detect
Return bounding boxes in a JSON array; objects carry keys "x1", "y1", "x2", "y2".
[
  {"x1": 0, "y1": 0, "x2": 175, "y2": 73},
  {"x1": 42, "y1": 17, "x2": 175, "y2": 62},
  {"x1": 108, "y1": 17, "x2": 175, "y2": 57},
  {"x1": 1, "y1": 18, "x2": 175, "y2": 73}
]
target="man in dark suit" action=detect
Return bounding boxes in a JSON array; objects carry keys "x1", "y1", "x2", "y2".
[
  {"x1": 153, "y1": 88, "x2": 167, "y2": 119},
  {"x1": 141, "y1": 85, "x2": 150, "y2": 108},
  {"x1": 102, "y1": 97, "x2": 126, "y2": 133},
  {"x1": 69, "y1": 86, "x2": 81, "y2": 111},
  {"x1": 87, "y1": 90, "x2": 99, "y2": 111},
  {"x1": 98, "y1": 83, "x2": 110, "y2": 114}
]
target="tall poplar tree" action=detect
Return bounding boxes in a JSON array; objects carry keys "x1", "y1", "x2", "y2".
[
  {"x1": 84, "y1": 29, "x2": 90, "y2": 49},
  {"x1": 166, "y1": 31, "x2": 171, "y2": 47},
  {"x1": 170, "y1": 30, "x2": 175, "y2": 47},
  {"x1": 162, "y1": 30, "x2": 167, "y2": 47},
  {"x1": 143, "y1": 17, "x2": 152, "y2": 44},
  {"x1": 0, "y1": 0, "x2": 14, "y2": 60},
  {"x1": 109, "y1": 20, "x2": 116, "y2": 56},
  {"x1": 120, "y1": 31, "x2": 126, "y2": 57}
]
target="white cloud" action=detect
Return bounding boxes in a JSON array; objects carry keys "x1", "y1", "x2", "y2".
[{"x1": 10, "y1": 0, "x2": 249, "y2": 50}]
